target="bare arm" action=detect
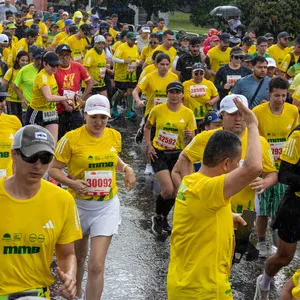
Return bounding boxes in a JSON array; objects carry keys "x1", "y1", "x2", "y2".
[
  {"x1": 116, "y1": 157, "x2": 136, "y2": 191},
  {"x1": 207, "y1": 95, "x2": 220, "y2": 106},
  {"x1": 144, "y1": 120, "x2": 157, "y2": 162},
  {"x1": 132, "y1": 86, "x2": 145, "y2": 108},
  {"x1": 81, "y1": 78, "x2": 93, "y2": 101},
  {"x1": 42, "y1": 85, "x2": 74, "y2": 102},
  {"x1": 224, "y1": 98, "x2": 262, "y2": 199}
]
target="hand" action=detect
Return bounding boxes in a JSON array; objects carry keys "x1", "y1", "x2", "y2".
[
  {"x1": 232, "y1": 213, "x2": 247, "y2": 229},
  {"x1": 206, "y1": 100, "x2": 215, "y2": 106},
  {"x1": 124, "y1": 167, "x2": 136, "y2": 192},
  {"x1": 224, "y1": 83, "x2": 233, "y2": 90},
  {"x1": 137, "y1": 100, "x2": 146, "y2": 108},
  {"x1": 125, "y1": 59, "x2": 133, "y2": 64},
  {"x1": 57, "y1": 266, "x2": 77, "y2": 300},
  {"x1": 65, "y1": 103, "x2": 73, "y2": 113},
  {"x1": 21, "y1": 98, "x2": 28, "y2": 109},
  {"x1": 69, "y1": 180, "x2": 88, "y2": 195},
  {"x1": 249, "y1": 177, "x2": 265, "y2": 194},
  {"x1": 184, "y1": 129, "x2": 194, "y2": 139},
  {"x1": 233, "y1": 97, "x2": 258, "y2": 127},
  {"x1": 147, "y1": 145, "x2": 158, "y2": 162},
  {"x1": 200, "y1": 53, "x2": 206, "y2": 62}
]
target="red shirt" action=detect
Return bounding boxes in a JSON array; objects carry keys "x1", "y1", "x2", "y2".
[{"x1": 55, "y1": 61, "x2": 90, "y2": 114}]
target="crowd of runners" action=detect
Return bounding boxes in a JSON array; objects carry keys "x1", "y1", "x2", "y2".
[{"x1": 0, "y1": 1, "x2": 299, "y2": 299}]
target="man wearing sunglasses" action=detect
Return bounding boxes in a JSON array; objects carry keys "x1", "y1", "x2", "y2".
[
  {"x1": 140, "y1": 33, "x2": 159, "y2": 66},
  {"x1": 0, "y1": 125, "x2": 82, "y2": 299},
  {"x1": 267, "y1": 31, "x2": 292, "y2": 67},
  {"x1": 215, "y1": 47, "x2": 252, "y2": 105}
]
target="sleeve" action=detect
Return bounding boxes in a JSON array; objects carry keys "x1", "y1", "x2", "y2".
[
  {"x1": 290, "y1": 75, "x2": 300, "y2": 90},
  {"x1": 214, "y1": 67, "x2": 225, "y2": 93},
  {"x1": 186, "y1": 110, "x2": 197, "y2": 131},
  {"x1": 231, "y1": 79, "x2": 242, "y2": 94},
  {"x1": 210, "y1": 82, "x2": 219, "y2": 97},
  {"x1": 36, "y1": 73, "x2": 50, "y2": 89},
  {"x1": 137, "y1": 74, "x2": 149, "y2": 92},
  {"x1": 83, "y1": 52, "x2": 92, "y2": 67},
  {"x1": 13, "y1": 68, "x2": 23, "y2": 87},
  {"x1": 175, "y1": 56, "x2": 183, "y2": 72},
  {"x1": 279, "y1": 54, "x2": 291, "y2": 72},
  {"x1": 261, "y1": 137, "x2": 276, "y2": 173},
  {"x1": 111, "y1": 129, "x2": 122, "y2": 153},
  {"x1": 184, "y1": 132, "x2": 208, "y2": 163},
  {"x1": 79, "y1": 64, "x2": 90, "y2": 81},
  {"x1": 292, "y1": 85, "x2": 300, "y2": 102},
  {"x1": 114, "y1": 47, "x2": 123, "y2": 59},
  {"x1": 147, "y1": 106, "x2": 157, "y2": 125},
  {"x1": 3, "y1": 68, "x2": 12, "y2": 81},
  {"x1": 57, "y1": 193, "x2": 82, "y2": 244},
  {"x1": 280, "y1": 130, "x2": 300, "y2": 164},
  {"x1": 54, "y1": 134, "x2": 73, "y2": 164}
]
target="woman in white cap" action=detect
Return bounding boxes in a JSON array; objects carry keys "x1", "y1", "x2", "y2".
[
  {"x1": 48, "y1": 94, "x2": 136, "y2": 300},
  {"x1": 83, "y1": 34, "x2": 108, "y2": 98},
  {"x1": 24, "y1": 51, "x2": 76, "y2": 142}
]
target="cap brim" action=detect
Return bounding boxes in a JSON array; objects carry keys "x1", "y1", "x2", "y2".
[
  {"x1": 21, "y1": 144, "x2": 55, "y2": 157},
  {"x1": 192, "y1": 68, "x2": 204, "y2": 72},
  {"x1": 86, "y1": 110, "x2": 111, "y2": 118},
  {"x1": 217, "y1": 107, "x2": 238, "y2": 115},
  {"x1": 167, "y1": 88, "x2": 183, "y2": 92},
  {"x1": 211, "y1": 117, "x2": 222, "y2": 123}
]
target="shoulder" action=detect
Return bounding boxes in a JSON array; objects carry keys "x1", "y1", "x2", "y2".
[
  {"x1": 2, "y1": 114, "x2": 22, "y2": 129},
  {"x1": 253, "y1": 102, "x2": 268, "y2": 114},
  {"x1": 284, "y1": 102, "x2": 299, "y2": 114}
]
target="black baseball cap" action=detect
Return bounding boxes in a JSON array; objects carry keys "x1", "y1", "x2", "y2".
[
  {"x1": 277, "y1": 31, "x2": 291, "y2": 39},
  {"x1": 29, "y1": 45, "x2": 44, "y2": 59},
  {"x1": 166, "y1": 81, "x2": 184, "y2": 93},
  {"x1": 264, "y1": 33, "x2": 274, "y2": 40},
  {"x1": 242, "y1": 36, "x2": 254, "y2": 46},
  {"x1": 230, "y1": 47, "x2": 244, "y2": 56},
  {"x1": 56, "y1": 44, "x2": 72, "y2": 54},
  {"x1": 43, "y1": 51, "x2": 61, "y2": 65}
]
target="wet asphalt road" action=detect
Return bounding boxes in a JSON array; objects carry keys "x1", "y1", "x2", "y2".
[{"x1": 50, "y1": 108, "x2": 300, "y2": 300}]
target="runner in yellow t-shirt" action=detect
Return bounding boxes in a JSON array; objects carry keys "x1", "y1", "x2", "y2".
[
  {"x1": 152, "y1": 18, "x2": 167, "y2": 34},
  {"x1": 25, "y1": 51, "x2": 75, "y2": 142},
  {"x1": 183, "y1": 63, "x2": 219, "y2": 122},
  {"x1": 15, "y1": 29, "x2": 38, "y2": 53},
  {"x1": 279, "y1": 36, "x2": 300, "y2": 74},
  {"x1": 49, "y1": 95, "x2": 136, "y2": 300},
  {"x1": 291, "y1": 83, "x2": 300, "y2": 112},
  {"x1": 140, "y1": 33, "x2": 159, "y2": 65},
  {"x1": 168, "y1": 97, "x2": 262, "y2": 300},
  {"x1": 0, "y1": 125, "x2": 82, "y2": 299},
  {"x1": 111, "y1": 32, "x2": 140, "y2": 119},
  {"x1": 253, "y1": 76, "x2": 299, "y2": 258},
  {"x1": 144, "y1": 81, "x2": 197, "y2": 235}
]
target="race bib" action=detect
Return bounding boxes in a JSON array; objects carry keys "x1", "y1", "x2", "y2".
[
  {"x1": 99, "y1": 67, "x2": 106, "y2": 78},
  {"x1": 157, "y1": 130, "x2": 178, "y2": 150},
  {"x1": 270, "y1": 142, "x2": 286, "y2": 161},
  {"x1": 85, "y1": 171, "x2": 113, "y2": 196},
  {"x1": 127, "y1": 63, "x2": 137, "y2": 73},
  {"x1": 227, "y1": 75, "x2": 241, "y2": 85},
  {"x1": 0, "y1": 169, "x2": 6, "y2": 178},
  {"x1": 42, "y1": 110, "x2": 58, "y2": 123},
  {"x1": 74, "y1": 55, "x2": 82, "y2": 61},
  {"x1": 154, "y1": 97, "x2": 168, "y2": 106},
  {"x1": 190, "y1": 85, "x2": 206, "y2": 97},
  {"x1": 63, "y1": 90, "x2": 76, "y2": 98}
]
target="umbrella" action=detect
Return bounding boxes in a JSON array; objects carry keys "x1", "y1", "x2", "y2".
[{"x1": 210, "y1": 6, "x2": 241, "y2": 19}]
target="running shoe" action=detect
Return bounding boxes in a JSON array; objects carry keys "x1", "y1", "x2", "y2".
[
  {"x1": 257, "y1": 242, "x2": 269, "y2": 258},
  {"x1": 162, "y1": 217, "x2": 172, "y2": 234},
  {"x1": 151, "y1": 215, "x2": 163, "y2": 235},
  {"x1": 112, "y1": 107, "x2": 119, "y2": 118},
  {"x1": 144, "y1": 163, "x2": 154, "y2": 175},
  {"x1": 125, "y1": 111, "x2": 136, "y2": 119},
  {"x1": 254, "y1": 275, "x2": 270, "y2": 300},
  {"x1": 135, "y1": 127, "x2": 144, "y2": 144}
]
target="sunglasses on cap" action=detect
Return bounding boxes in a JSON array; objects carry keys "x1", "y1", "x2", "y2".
[{"x1": 15, "y1": 149, "x2": 53, "y2": 164}]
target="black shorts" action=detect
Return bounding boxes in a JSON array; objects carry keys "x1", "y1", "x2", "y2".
[
  {"x1": 115, "y1": 81, "x2": 137, "y2": 91},
  {"x1": 151, "y1": 149, "x2": 181, "y2": 173},
  {"x1": 91, "y1": 86, "x2": 107, "y2": 94},
  {"x1": 25, "y1": 106, "x2": 59, "y2": 126},
  {"x1": 58, "y1": 110, "x2": 84, "y2": 140},
  {"x1": 273, "y1": 188, "x2": 300, "y2": 243}
]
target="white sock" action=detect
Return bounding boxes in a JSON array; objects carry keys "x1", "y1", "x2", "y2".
[{"x1": 259, "y1": 271, "x2": 272, "y2": 291}]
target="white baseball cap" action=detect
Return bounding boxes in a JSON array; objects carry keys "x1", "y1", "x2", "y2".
[
  {"x1": 141, "y1": 26, "x2": 150, "y2": 33},
  {"x1": 94, "y1": 34, "x2": 105, "y2": 43},
  {"x1": 266, "y1": 57, "x2": 276, "y2": 68},
  {"x1": 84, "y1": 95, "x2": 111, "y2": 117},
  {"x1": 218, "y1": 94, "x2": 248, "y2": 114},
  {"x1": 0, "y1": 34, "x2": 9, "y2": 45}
]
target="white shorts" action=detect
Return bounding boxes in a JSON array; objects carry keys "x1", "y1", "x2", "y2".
[{"x1": 75, "y1": 194, "x2": 121, "y2": 237}]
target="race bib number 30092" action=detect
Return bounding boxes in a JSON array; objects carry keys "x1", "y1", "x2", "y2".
[{"x1": 85, "y1": 171, "x2": 113, "y2": 196}]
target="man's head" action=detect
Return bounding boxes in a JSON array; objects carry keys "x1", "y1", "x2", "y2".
[
  {"x1": 27, "y1": 3, "x2": 35, "y2": 14},
  {"x1": 192, "y1": 62, "x2": 205, "y2": 82},
  {"x1": 202, "y1": 111, "x2": 222, "y2": 131},
  {"x1": 157, "y1": 18, "x2": 165, "y2": 29},
  {"x1": 218, "y1": 94, "x2": 248, "y2": 135},
  {"x1": 241, "y1": 36, "x2": 253, "y2": 51},
  {"x1": 203, "y1": 130, "x2": 242, "y2": 172},
  {"x1": 162, "y1": 30, "x2": 174, "y2": 49},
  {"x1": 230, "y1": 47, "x2": 244, "y2": 65},
  {"x1": 219, "y1": 33, "x2": 230, "y2": 51},
  {"x1": 277, "y1": 31, "x2": 291, "y2": 48},
  {"x1": 47, "y1": 5, "x2": 54, "y2": 14},
  {"x1": 248, "y1": 31, "x2": 256, "y2": 42},
  {"x1": 252, "y1": 56, "x2": 268, "y2": 80},
  {"x1": 62, "y1": 11, "x2": 69, "y2": 20},
  {"x1": 189, "y1": 36, "x2": 201, "y2": 55},
  {"x1": 12, "y1": 125, "x2": 55, "y2": 180},
  {"x1": 126, "y1": 31, "x2": 137, "y2": 47},
  {"x1": 149, "y1": 33, "x2": 159, "y2": 49},
  {"x1": 266, "y1": 57, "x2": 276, "y2": 77},
  {"x1": 268, "y1": 76, "x2": 289, "y2": 110},
  {"x1": 55, "y1": 44, "x2": 71, "y2": 68},
  {"x1": 264, "y1": 33, "x2": 274, "y2": 47},
  {"x1": 4, "y1": 0, "x2": 11, "y2": 6},
  {"x1": 111, "y1": 13, "x2": 118, "y2": 24},
  {"x1": 78, "y1": 24, "x2": 90, "y2": 38},
  {"x1": 293, "y1": 36, "x2": 300, "y2": 56},
  {"x1": 33, "y1": 11, "x2": 43, "y2": 24},
  {"x1": 14, "y1": 12, "x2": 24, "y2": 25},
  {"x1": 256, "y1": 36, "x2": 268, "y2": 55},
  {"x1": 141, "y1": 26, "x2": 150, "y2": 38},
  {"x1": 29, "y1": 45, "x2": 44, "y2": 66},
  {"x1": 0, "y1": 33, "x2": 9, "y2": 49}
]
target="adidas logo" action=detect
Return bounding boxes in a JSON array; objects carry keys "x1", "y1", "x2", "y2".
[
  {"x1": 110, "y1": 147, "x2": 116, "y2": 152},
  {"x1": 9, "y1": 133, "x2": 14, "y2": 139},
  {"x1": 42, "y1": 220, "x2": 54, "y2": 229},
  {"x1": 179, "y1": 119, "x2": 185, "y2": 123},
  {"x1": 287, "y1": 124, "x2": 291, "y2": 129}
]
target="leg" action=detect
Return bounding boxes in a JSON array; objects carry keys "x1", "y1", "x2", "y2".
[
  {"x1": 156, "y1": 169, "x2": 176, "y2": 200},
  {"x1": 75, "y1": 235, "x2": 89, "y2": 298},
  {"x1": 256, "y1": 216, "x2": 268, "y2": 240},
  {"x1": 85, "y1": 235, "x2": 112, "y2": 300},
  {"x1": 99, "y1": 89, "x2": 108, "y2": 98},
  {"x1": 45, "y1": 123, "x2": 59, "y2": 144},
  {"x1": 125, "y1": 88, "x2": 135, "y2": 118}
]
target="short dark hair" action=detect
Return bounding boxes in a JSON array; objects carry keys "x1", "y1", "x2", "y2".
[
  {"x1": 111, "y1": 13, "x2": 118, "y2": 18},
  {"x1": 269, "y1": 76, "x2": 290, "y2": 93},
  {"x1": 158, "y1": 18, "x2": 165, "y2": 22},
  {"x1": 256, "y1": 36, "x2": 268, "y2": 45},
  {"x1": 150, "y1": 33, "x2": 159, "y2": 39},
  {"x1": 151, "y1": 50, "x2": 163, "y2": 60},
  {"x1": 252, "y1": 56, "x2": 267, "y2": 66},
  {"x1": 25, "y1": 29, "x2": 38, "y2": 38},
  {"x1": 203, "y1": 130, "x2": 242, "y2": 168},
  {"x1": 189, "y1": 36, "x2": 201, "y2": 46},
  {"x1": 163, "y1": 30, "x2": 174, "y2": 37},
  {"x1": 155, "y1": 52, "x2": 170, "y2": 64}
]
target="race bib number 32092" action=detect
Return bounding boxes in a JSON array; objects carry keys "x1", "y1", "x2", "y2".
[{"x1": 85, "y1": 171, "x2": 113, "y2": 196}]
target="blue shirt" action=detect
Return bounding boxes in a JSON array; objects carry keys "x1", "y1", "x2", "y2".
[{"x1": 231, "y1": 74, "x2": 270, "y2": 109}]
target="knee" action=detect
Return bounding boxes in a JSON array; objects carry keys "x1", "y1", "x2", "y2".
[
  {"x1": 88, "y1": 261, "x2": 105, "y2": 277},
  {"x1": 76, "y1": 253, "x2": 87, "y2": 265},
  {"x1": 161, "y1": 188, "x2": 175, "y2": 200},
  {"x1": 275, "y1": 252, "x2": 294, "y2": 267}
]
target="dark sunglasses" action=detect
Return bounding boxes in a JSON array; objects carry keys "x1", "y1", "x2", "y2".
[
  {"x1": 16, "y1": 149, "x2": 53, "y2": 164},
  {"x1": 283, "y1": 37, "x2": 290, "y2": 41},
  {"x1": 194, "y1": 71, "x2": 204, "y2": 76},
  {"x1": 149, "y1": 41, "x2": 158, "y2": 45},
  {"x1": 49, "y1": 64, "x2": 59, "y2": 68},
  {"x1": 233, "y1": 55, "x2": 243, "y2": 60}
]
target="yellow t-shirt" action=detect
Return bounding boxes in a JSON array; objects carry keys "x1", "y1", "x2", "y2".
[
  {"x1": 280, "y1": 52, "x2": 300, "y2": 73},
  {"x1": 138, "y1": 64, "x2": 157, "y2": 82},
  {"x1": 25, "y1": 20, "x2": 48, "y2": 36},
  {"x1": 207, "y1": 46, "x2": 231, "y2": 80},
  {"x1": 3, "y1": 45, "x2": 16, "y2": 69},
  {"x1": 52, "y1": 31, "x2": 68, "y2": 47},
  {"x1": 109, "y1": 27, "x2": 117, "y2": 40},
  {"x1": 0, "y1": 114, "x2": 22, "y2": 178},
  {"x1": 167, "y1": 172, "x2": 233, "y2": 300},
  {"x1": 280, "y1": 128, "x2": 300, "y2": 197},
  {"x1": 184, "y1": 128, "x2": 276, "y2": 212},
  {"x1": 248, "y1": 44, "x2": 256, "y2": 55},
  {"x1": 253, "y1": 102, "x2": 299, "y2": 169},
  {"x1": 15, "y1": 38, "x2": 28, "y2": 53},
  {"x1": 65, "y1": 35, "x2": 85, "y2": 62},
  {"x1": 267, "y1": 44, "x2": 291, "y2": 66},
  {"x1": 111, "y1": 40, "x2": 122, "y2": 53},
  {"x1": 140, "y1": 44, "x2": 154, "y2": 62},
  {"x1": 183, "y1": 78, "x2": 219, "y2": 120},
  {"x1": 83, "y1": 48, "x2": 106, "y2": 88},
  {"x1": 152, "y1": 27, "x2": 167, "y2": 33},
  {"x1": 137, "y1": 70, "x2": 178, "y2": 116},
  {"x1": 292, "y1": 84, "x2": 300, "y2": 103},
  {"x1": 148, "y1": 103, "x2": 197, "y2": 151},
  {"x1": 113, "y1": 42, "x2": 139, "y2": 82},
  {"x1": 11, "y1": 35, "x2": 18, "y2": 47},
  {"x1": 4, "y1": 68, "x2": 20, "y2": 103},
  {"x1": 56, "y1": 19, "x2": 65, "y2": 31},
  {"x1": 0, "y1": 179, "x2": 82, "y2": 295},
  {"x1": 30, "y1": 69, "x2": 58, "y2": 111},
  {"x1": 292, "y1": 269, "x2": 300, "y2": 298},
  {"x1": 55, "y1": 126, "x2": 121, "y2": 201},
  {"x1": 145, "y1": 45, "x2": 177, "y2": 68}
]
